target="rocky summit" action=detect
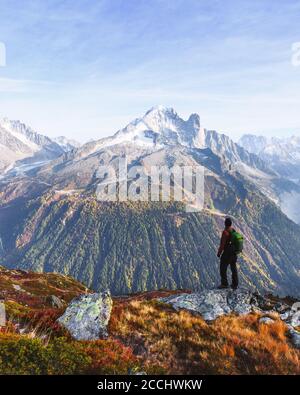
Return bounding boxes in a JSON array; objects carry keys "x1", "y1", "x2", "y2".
[{"x1": 57, "y1": 291, "x2": 113, "y2": 340}]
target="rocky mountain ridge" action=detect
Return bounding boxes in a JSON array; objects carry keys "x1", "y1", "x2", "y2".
[{"x1": 0, "y1": 118, "x2": 79, "y2": 175}]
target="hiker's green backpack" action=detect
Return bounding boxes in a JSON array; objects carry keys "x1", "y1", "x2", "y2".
[{"x1": 230, "y1": 229, "x2": 244, "y2": 254}]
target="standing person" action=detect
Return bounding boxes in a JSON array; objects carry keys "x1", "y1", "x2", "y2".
[{"x1": 217, "y1": 217, "x2": 239, "y2": 290}]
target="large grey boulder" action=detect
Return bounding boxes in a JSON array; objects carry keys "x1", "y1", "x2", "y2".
[
  {"x1": 160, "y1": 288, "x2": 254, "y2": 321},
  {"x1": 57, "y1": 291, "x2": 112, "y2": 340}
]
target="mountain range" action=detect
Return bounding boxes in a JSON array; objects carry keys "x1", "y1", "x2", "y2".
[
  {"x1": 239, "y1": 134, "x2": 300, "y2": 223},
  {"x1": 239, "y1": 134, "x2": 300, "y2": 182},
  {"x1": 0, "y1": 106, "x2": 299, "y2": 297},
  {"x1": 0, "y1": 118, "x2": 80, "y2": 176}
]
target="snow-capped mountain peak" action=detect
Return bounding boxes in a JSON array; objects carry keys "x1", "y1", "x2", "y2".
[
  {"x1": 72, "y1": 107, "x2": 271, "y2": 171},
  {"x1": 88, "y1": 106, "x2": 204, "y2": 152},
  {"x1": 3, "y1": 107, "x2": 300, "y2": 225},
  {"x1": 53, "y1": 136, "x2": 81, "y2": 152},
  {"x1": 0, "y1": 118, "x2": 41, "y2": 152},
  {"x1": 144, "y1": 105, "x2": 178, "y2": 116},
  {"x1": 141, "y1": 105, "x2": 201, "y2": 137},
  {"x1": 0, "y1": 118, "x2": 74, "y2": 174}
]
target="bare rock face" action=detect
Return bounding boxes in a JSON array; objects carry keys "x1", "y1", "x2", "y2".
[
  {"x1": 57, "y1": 291, "x2": 112, "y2": 340},
  {"x1": 290, "y1": 310, "x2": 300, "y2": 328},
  {"x1": 160, "y1": 288, "x2": 253, "y2": 321}
]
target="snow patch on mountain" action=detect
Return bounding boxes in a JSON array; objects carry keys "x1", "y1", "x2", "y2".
[{"x1": 53, "y1": 136, "x2": 81, "y2": 152}]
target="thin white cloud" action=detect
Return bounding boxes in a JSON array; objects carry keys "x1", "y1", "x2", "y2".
[{"x1": 0, "y1": 78, "x2": 55, "y2": 93}]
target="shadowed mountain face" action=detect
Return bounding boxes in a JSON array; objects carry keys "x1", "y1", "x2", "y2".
[{"x1": 0, "y1": 107, "x2": 299, "y2": 297}]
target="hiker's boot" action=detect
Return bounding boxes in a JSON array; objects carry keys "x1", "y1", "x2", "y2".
[
  {"x1": 231, "y1": 285, "x2": 238, "y2": 290},
  {"x1": 217, "y1": 285, "x2": 229, "y2": 289}
]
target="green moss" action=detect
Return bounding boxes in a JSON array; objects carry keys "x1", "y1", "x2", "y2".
[
  {"x1": 0, "y1": 335, "x2": 91, "y2": 375},
  {"x1": 5, "y1": 300, "x2": 30, "y2": 318}
]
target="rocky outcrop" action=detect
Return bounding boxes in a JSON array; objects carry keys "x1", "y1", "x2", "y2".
[
  {"x1": 161, "y1": 288, "x2": 300, "y2": 348},
  {"x1": 57, "y1": 291, "x2": 112, "y2": 340},
  {"x1": 160, "y1": 288, "x2": 255, "y2": 321}
]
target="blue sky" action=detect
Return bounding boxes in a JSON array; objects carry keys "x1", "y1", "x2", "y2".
[{"x1": 0, "y1": 0, "x2": 300, "y2": 142}]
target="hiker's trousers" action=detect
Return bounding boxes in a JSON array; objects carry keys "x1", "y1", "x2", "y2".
[{"x1": 220, "y1": 250, "x2": 238, "y2": 287}]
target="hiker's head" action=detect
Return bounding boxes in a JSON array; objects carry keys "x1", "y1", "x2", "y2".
[{"x1": 225, "y1": 217, "x2": 232, "y2": 228}]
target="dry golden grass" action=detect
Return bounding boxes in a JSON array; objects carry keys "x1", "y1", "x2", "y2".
[
  {"x1": 1, "y1": 266, "x2": 298, "y2": 375},
  {"x1": 109, "y1": 299, "x2": 300, "y2": 375}
]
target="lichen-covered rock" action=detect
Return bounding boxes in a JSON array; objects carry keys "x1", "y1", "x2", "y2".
[
  {"x1": 57, "y1": 291, "x2": 112, "y2": 340},
  {"x1": 160, "y1": 288, "x2": 254, "y2": 321},
  {"x1": 279, "y1": 304, "x2": 300, "y2": 328},
  {"x1": 227, "y1": 288, "x2": 253, "y2": 315}
]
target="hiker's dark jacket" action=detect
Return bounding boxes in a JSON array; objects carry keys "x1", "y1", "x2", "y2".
[{"x1": 218, "y1": 226, "x2": 233, "y2": 257}]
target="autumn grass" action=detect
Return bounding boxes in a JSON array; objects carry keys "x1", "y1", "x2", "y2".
[
  {"x1": 0, "y1": 268, "x2": 145, "y2": 375},
  {"x1": 109, "y1": 299, "x2": 300, "y2": 375},
  {"x1": 1, "y1": 266, "x2": 299, "y2": 375}
]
